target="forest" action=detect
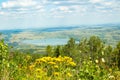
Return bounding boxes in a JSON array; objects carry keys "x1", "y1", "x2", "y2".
[{"x1": 0, "y1": 35, "x2": 120, "y2": 80}]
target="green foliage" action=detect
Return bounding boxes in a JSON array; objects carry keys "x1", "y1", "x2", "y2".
[
  {"x1": 46, "y1": 45, "x2": 53, "y2": 56},
  {"x1": 0, "y1": 36, "x2": 120, "y2": 80},
  {"x1": 62, "y1": 38, "x2": 77, "y2": 57},
  {"x1": 115, "y1": 41, "x2": 120, "y2": 69},
  {"x1": 77, "y1": 60, "x2": 109, "y2": 80},
  {"x1": 0, "y1": 40, "x2": 9, "y2": 80}
]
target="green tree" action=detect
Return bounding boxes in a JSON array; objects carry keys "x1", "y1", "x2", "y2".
[
  {"x1": 102, "y1": 45, "x2": 113, "y2": 68},
  {"x1": 111, "y1": 41, "x2": 120, "y2": 69},
  {"x1": 78, "y1": 38, "x2": 89, "y2": 57},
  {"x1": 116, "y1": 41, "x2": 120, "y2": 69},
  {"x1": 63, "y1": 38, "x2": 76, "y2": 57},
  {"x1": 46, "y1": 45, "x2": 53, "y2": 56},
  {"x1": 54, "y1": 45, "x2": 62, "y2": 57},
  {"x1": 88, "y1": 36, "x2": 104, "y2": 60}
]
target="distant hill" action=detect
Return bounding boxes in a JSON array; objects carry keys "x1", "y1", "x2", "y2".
[{"x1": 0, "y1": 24, "x2": 120, "y2": 50}]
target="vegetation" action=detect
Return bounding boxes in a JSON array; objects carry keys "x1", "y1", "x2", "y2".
[
  {"x1": 0, "y1": 36, "x2": 120, "y2": 80},
  {"x1": 1, "y1": 25, "x2": 120, "y2": 51}
]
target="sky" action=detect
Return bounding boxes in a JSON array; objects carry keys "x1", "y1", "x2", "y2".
[{"x1": 0, "y1": 0, "x2": 120, "y2": 30}]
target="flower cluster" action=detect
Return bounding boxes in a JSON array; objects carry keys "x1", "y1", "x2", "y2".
[
  {"x1": 29, "y1": 56, "x2": 76, "y2": 78},
  {"x1": 34, "y1": 56, "x2": 76, "y2": 67}
]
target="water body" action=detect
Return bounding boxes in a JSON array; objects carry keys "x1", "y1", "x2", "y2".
[{"x1": 22, "y1": 38, "x2": 70, "y2": 46}]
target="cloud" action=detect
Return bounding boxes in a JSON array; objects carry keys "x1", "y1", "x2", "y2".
[
  {"x1": 0, "y1": 11, "x2": 5, "y2": 15},
  {"x1": 2, "y1": 0, "x2": 37, "y2": 8},
  {"x1": 0, "y1": 0, "x2": 120, "y2": 17},
  {"x1": 89, "y1": 0, "x2": 103, "y2": 3},
  {"x1": 0, "y1": 0, "x2": 45, "y2": 15}
]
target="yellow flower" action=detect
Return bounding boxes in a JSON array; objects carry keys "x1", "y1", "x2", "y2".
[
  {"x1": 36, "y1": 68, "x2": 42, "y2": 73},
  {"x1": 45, "y1": 57, "x2": 52, "y2": 61},
  {"x1": 53, "y1": 72, "x2": 59, "y2": 76},
  {"x1": 67, "y1": 73, "x2": 72, "y2": 77},
  {"x1": 40, "y1": 59, "x2": 47, "y2": 63},
  {"x1": 48, "y1": 62, "x2": 56, "y2": 65},
  {"x1": 29, "y1": 65, "x2": 35, "y2": 70},
  {"x1": 69, "y1": 62, "x2": 76, "y2": 66},
  {"x1": 64, "y1": 56, "x2": 72, "y2": 61},
  {"x1": 35, "y1": 59, "x2": 40, "y2": 63},
  {"x1": 55, "y1": 58, "x2": 62, "y2": 62},
  {"x1": 54, "y1": 65, "x2": 59, "y2": 69}
]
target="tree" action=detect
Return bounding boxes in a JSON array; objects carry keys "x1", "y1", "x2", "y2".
[
  {"x1": 88, "y1": 36, "x2": 104, "y2": 60},
  {"x1": 63, "y1": 38, "x2": 76, "y2": 57},
  {"x1": 111, "y1": 41, "x2": 120, "y2": 69},
  {"x1": 54, "y1": 45, "x2": 61, "y2": 57},
  {"x1": 104, "y1": 45, "x2": 113, "y2": 66},
  {"x1": 46, "y1": 45, "x2": 53, "y2": 56},
  {"x1": 116, "y1": 41, "x2": 120, "y2": 69}
]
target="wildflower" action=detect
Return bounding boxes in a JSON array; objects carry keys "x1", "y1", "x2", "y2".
[
  {"x1": 36, "y1": 68, "x2": 42, "y2": 73},
  {"x1": 48, "y1": 62, "x2": 56, "y2": 65},
  {"x1": 64, "y1": 56, "x2": 70, "y2": 60},
  {"x1": 64, "y1": 56, "x2": 72, "y2": 61},
  {"x1": 46, "y1": 57, "x2": 52, "y2": 61},
  {"x1": 101, "y1": 58, "x2": 105, "y2": 63},
  {"x1": 67, "y1": 72, "x2": 72, "y2": 77},
  {"x1": 55, "y1": 58, "x2": 63, "y2": 62},
  {"x1": 42, "y1": 57, "x2": 52, "y2": 61},
  {"x1": 101, "y1": 51, "x2": 104, "y2": 55},
  {"x1": 54, "y1": 65, "x2": 59, "y2": 69},
  {"x1": 69, "y1": 62, "x2": 76, "y2": 66},
  {"x1": 53, "y1": 72, "x2": 59, "y2": 76},
  {"x1": 109, "y1": 75, "x2": 115, "y2": 79},
  {"x1": 95, "y1": 59, "x2": 99, "y2": 64},
  {"x1": 35, "y1": 59, "x2": 41, "y2": 65},
  {"x1": 40, "y1": 59, "x2": 47, "y2": 63},
  {"x1": 29, "y1": 65, "x2": 35, "y2": 70}
]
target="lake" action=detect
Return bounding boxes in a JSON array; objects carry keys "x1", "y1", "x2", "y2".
[{"x1": 22, "y1": 38, "x2": 70, "y2": 46}]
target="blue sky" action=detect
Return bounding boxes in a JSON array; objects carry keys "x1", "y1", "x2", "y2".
[{"x1": 0, "y1": 0, "x2": 120, "y2": 30}]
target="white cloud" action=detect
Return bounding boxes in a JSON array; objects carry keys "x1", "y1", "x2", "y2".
[
  {"x1": 71, "y1": 5, "x2": 87, "y2": 12},
  {"x1": 2, "y1": 0, "x2": 37, "y2": 8},
  {"x1": 51, "y1": 6, "x2": 73, "y2": 14},
  {"x1": 0, "y1": 0, "x2": 45, "y2": 15},
  {"x1": 89, "y1": 0, "x2": 103, "y2": 3},
  {"x1": 0, "y1": 11, "x2": 5, "y2": 15},
  {"x1": 52, "y1": 1, "x2": 61, "y2": 5},
  {"x1": 0, "y1": 0, "x2": 120, "y2": 17},
  {"x1": 59, "y1": 6, "x2": 70, "y2": 12},
  {"x1": 104, "y1": 2, "x2": 113, "y2": 6}
]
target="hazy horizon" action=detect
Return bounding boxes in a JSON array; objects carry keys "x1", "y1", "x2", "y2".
[{"x1": 0, "y1": 23, "x2": 119, "y2": 30}]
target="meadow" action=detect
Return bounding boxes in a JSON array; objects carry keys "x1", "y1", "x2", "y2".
[{"x1": 0, "y1": 35, "x2": 120, "y2": 80}]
